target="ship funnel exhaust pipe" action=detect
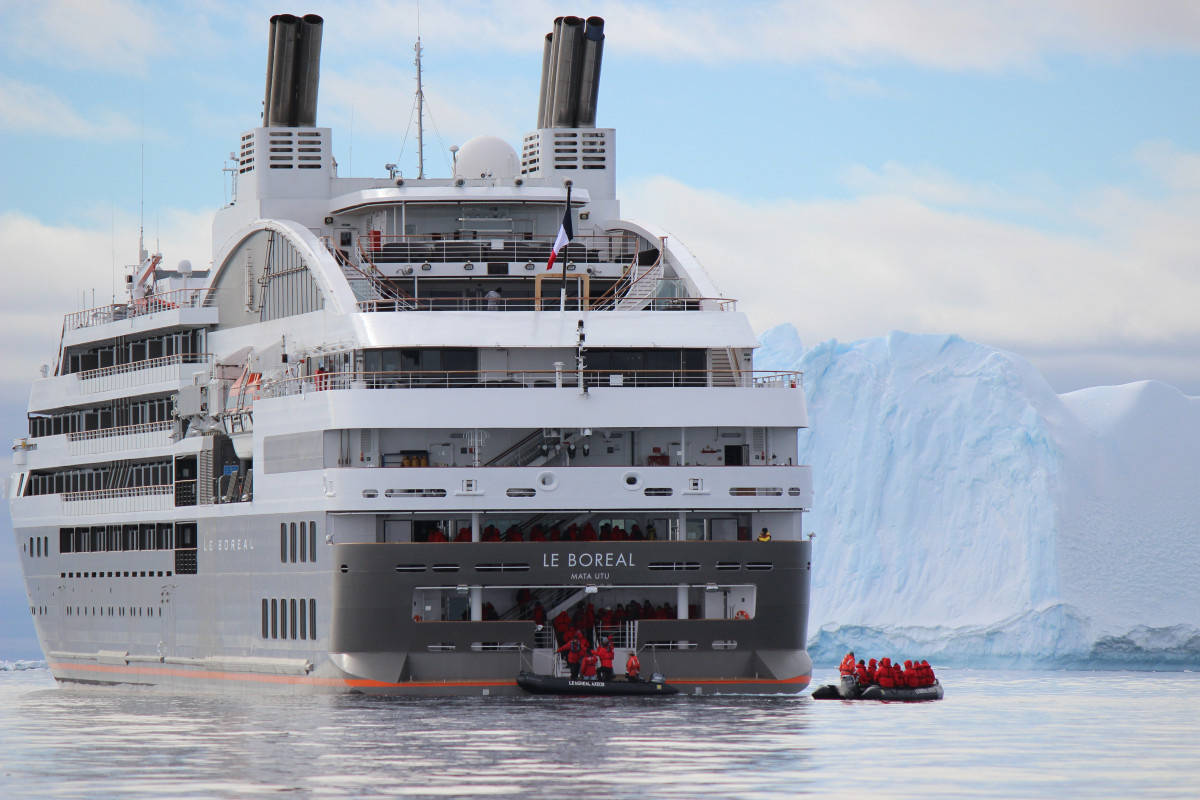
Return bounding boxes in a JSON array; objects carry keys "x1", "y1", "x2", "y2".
[
  {"x1": 262, "y1": 13, "x2": 323, "y2": 127},
  {"x1": 537, "y1": 15, "x2": 604, "y2": 129},
  {"x1": 575, "y1": 17, "x2": 604, "y2": 127},
  {"x1": 549, "y1": 16, "x2": 585, "y2": 127}
]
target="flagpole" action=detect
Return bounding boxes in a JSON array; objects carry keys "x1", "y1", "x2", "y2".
[{"x1": 561, "y1": 182, "x2": 571, "y2": 311}]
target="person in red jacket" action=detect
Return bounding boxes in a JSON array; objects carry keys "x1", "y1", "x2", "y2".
[
  {"x1": 580, "y1": 650, "x2": 598, "y2": 680},
  {"x1": 839, "y1": 651, "x2": 856, "y2": 676},
  {"x1": 854, "y1": 659, "x2": 871, "y2": 686},
  {"x1": 558, "y1": 634, "x2": 586, "y2": 679},
  {"x1": 625, "y1": 650, "x2": 641, "y2": 681},
  {"x1": 866, "y1": 658, "x2": 878, "y2": 684},
  {"x1": 923, "y1": 660, "x2": 936, "y2": 686},
  {"x1": 877, "y1": 658, "x2": 894, "y2": 688},
  {"x1": 594, "y1": 637, "x2": 615, "y2": 681}
]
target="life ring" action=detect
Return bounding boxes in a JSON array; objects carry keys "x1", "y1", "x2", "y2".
[
  {"x1": 734, "y1": 610, "x2": 750, "y2": 620},
  {"x1": 413, "y1": 614, "x2": 422, "y2": 622}
]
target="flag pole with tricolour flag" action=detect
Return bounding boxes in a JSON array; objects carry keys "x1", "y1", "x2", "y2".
[{"x1": 547, "y1": 183, "x2": 573, "y2": 309}]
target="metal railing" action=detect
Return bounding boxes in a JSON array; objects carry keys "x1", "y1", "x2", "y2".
[
  {"x1": 62, "y1": 484, "x2": 174, "y2": 503},
  {"x1": 66, "y1": 420, "x2": 173, "y2": 442},
  {"x1": 262, "y1": 368, "x2": 804, "y2": 397},
  {"x1": 64, "y1": 288, "x2": 217, "y2": 331},
  {"x1": 77, "y1": 353, "x2": 212, "y2": 383},
  {"x1": 356, "y1": 295, "x2": 736, "y2": 313},
  {"x1": 359, "y1": 232, "x2": 640, "y2": 266}
]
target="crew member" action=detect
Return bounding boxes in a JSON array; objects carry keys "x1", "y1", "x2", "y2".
[
  {"x1": 594, "y1": 637, "x2": 615, "y2": 681},
  {"x1": 558, "y1": 635, "x2": 585, "y2": 679},
  {"x1": 839, "y1": 651, "x2": 856, "y2": 676},
  {"x1": 854, "y1": 659, "x2": 871, "y2": 686},
  {"x1": 757, "y1": 527, "x2": 772, "y2": 542},
  {"x1": 625, "y1": 650, "x2": 641, "y2": 681},
  {"x1": 580, "y1": 650, "x2": 598, "y2": 680}
]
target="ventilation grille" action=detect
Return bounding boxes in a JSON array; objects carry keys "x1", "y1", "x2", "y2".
[{"x1": 263, "y1": 128, "x2": 326, "y2": 170}]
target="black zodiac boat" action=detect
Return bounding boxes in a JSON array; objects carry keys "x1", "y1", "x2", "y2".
[
  {"x1": 812, "y1": 675, "x2": 944, "y2": 702},
  {"x1": 517, "y1": 671, "x2": 679, "y2": 696}
]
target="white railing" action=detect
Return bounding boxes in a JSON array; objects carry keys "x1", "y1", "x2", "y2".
[
  {"x1": 64, "y1": 289, "x2": 218, "y2": 331},
  {"x1": 66, "y1": 421, "x2": 174, "y2": 456},
  {"x1": 262, "y1": 368, "x2": 803, "y2": 398},
  {"x1": 61, "y1": 484, "x2": 174, "y2": 516},
  {"x1": 77, "y1": 353, "x2": 211, "y2": 394}
]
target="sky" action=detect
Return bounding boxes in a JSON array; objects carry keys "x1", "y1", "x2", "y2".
[{"x1": 2, "y1": 0, "x2": 1200, "y2": 654}]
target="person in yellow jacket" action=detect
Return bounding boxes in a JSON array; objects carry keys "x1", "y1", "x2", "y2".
[{"x1": 757, "y1": 527, "x2": 772, "y2": 542}]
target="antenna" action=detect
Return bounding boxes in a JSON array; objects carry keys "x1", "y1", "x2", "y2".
[{"x1": 414, "y1": 36, "x2": 425, "y2": 179}]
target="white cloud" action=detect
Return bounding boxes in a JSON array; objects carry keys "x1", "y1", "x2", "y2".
[
  {"x1": 0, "y1": 209, "x2": 213, "y2": 389},
  {"x1": 0, "y1": 76, "x2": 139, "y2": 139},
  {"x1": 621, "y1": 145, "x2": 1200, "y2": 389},
  {"x1": 311, "y1": 0, "x2": 1200, "y2": 70},
  {"x1": 1, "y1": 0, "x2": 167, "y2": 74}
]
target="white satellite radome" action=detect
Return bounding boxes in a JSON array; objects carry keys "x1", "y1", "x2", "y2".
[
  {"x1": 454, "y1": 135, "x2": 519, "y2": 180},
  {"x1": 178, "y1": 259, "x2": 193, "y2": 275}
]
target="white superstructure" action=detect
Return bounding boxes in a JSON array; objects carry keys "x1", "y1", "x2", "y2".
[{"x1": 10, "y1": 14, "x2": 814, "y2": 694}]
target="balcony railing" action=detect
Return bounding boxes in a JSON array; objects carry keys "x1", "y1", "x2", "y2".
[
  {"x1": 261, "y1": 368, "x2": 803, "y2": 398},
  {"x1": 61, "y1": 484, "x2": 174, "y2": 516},
  {"x1": 356, "y1": 295, "x2": 735, "y2": 313},
  {"x1": 64, "y1": 288, "x2": 217, "y2": 331},
  {"x1": 75, "y1": 353, "x2": 212, "y2": 394},
  {"x1": 66, "y1": 421, "x2": 174, "y2": 456},
  {"x1": 360, "y1": 233, "x2": 640, "y2": 266}
]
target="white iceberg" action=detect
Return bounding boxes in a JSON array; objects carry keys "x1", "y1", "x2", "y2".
[{"x1": 757, "y1": 324, "x2": 1200, "y2": 668}]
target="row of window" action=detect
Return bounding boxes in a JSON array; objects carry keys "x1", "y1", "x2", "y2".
[
  {"x1": 281, "y1": 521, "x2": 319, "y2": 563},
  {"x1": 261, "y1": 598, "x2": 317, "y2": 640},
  {"x1": 59, "y1": 522, "x2": 197, "y2": 554},
  {"x1": 62, "y1": 570, "x2": 172, "y2": 579},
  {"x1": 28, "y1": 395, "x2": 172, "y2": 438},
  {"x1": 63, "y1": 329, "x2": 203, "y2": 375},
  {"x1": 67, "y1": 605, "x2": 161, "y2": 618},
  {"x1": 26, "y1": 536, "x2": 49, "y2": 558},
  {"x1": 26, "y1": 459, "x2": 174, "y2": 497}
]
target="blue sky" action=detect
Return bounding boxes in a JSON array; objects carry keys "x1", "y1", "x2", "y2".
[{"x1": 2, "y1": 1, "x2": 1200, "y2": 654}]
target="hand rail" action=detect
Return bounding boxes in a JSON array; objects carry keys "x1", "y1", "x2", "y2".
[
  {"x1": 77, "y1": 353, "x2": 212, "y2": 382},
  {"x1": 64, "y1": 289, "x2": 217, "y2": 331},
  {"x1": 66, "y1": 420, "x2": 173, "y2": 442},
  {"x1": 356, "y1": 296, "x2": 736, "y2": 312},
  {"x1": 263, "y1": 368, "x2": 803, "y2": 397}
]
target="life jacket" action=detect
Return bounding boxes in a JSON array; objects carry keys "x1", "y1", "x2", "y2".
[
  {"x1": 626, "y1": 653, "x2": 641, "y2": 677},
  {"x1": 867, "y1": 658, "x2": 878, "y2": 684},
  {"x1": 595, "y1": 645, "x2": 614, "y2": 668},
  {"x1": 839, "y1": 653, "x2": 856, "y2": 675}
]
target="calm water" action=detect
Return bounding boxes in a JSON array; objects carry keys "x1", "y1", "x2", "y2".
[{"x1": 0, "y1": 666, "x2": 1196, "y2": 798}]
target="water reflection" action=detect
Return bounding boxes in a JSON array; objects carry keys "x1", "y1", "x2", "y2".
[{"x1": 0, "y1": 670, "x2": 1197, "y2": 798}]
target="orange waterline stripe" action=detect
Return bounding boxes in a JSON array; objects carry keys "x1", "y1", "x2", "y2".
[{"x1": 51, "y1": 661, "x2": 810, "y2": 689}]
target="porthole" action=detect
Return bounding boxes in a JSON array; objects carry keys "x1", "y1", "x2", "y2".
[
  {"x1": 621, "y1": 471, "x2": 642, "y2": 491},
  {"x1": 536, "y1": 471, "x2": 558, "y2": 491}
]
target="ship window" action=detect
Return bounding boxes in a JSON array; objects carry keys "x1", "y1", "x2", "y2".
[
  {"x1": 309, "y1": 522, "x2": 317, "y2": 562},
  {"x1": 290, "y1": 599, "x2": 298, "y2": 640},
  {"x1": 280, "y1": 597, "x2": 288, "y2": 638},
  {"x1": 299, "y1": 601, "x2": 307, "y2": 639},
  {"x1": 299, "y1": 522, "x2": 307, "y2": 562},
  {"x1": 431, "y1": 564, "x2": 459, "y2": 572},
  {"x1": 271, "y1": 598, "x2": 279, "y2": 639},
  {"x1": 309, "y1": 599, "x2": 316, "y2": 639},
  {"x1": 289, "y1": 523, "x2": 297, "y2": 563},
  {"x1": 280, "y1": 523, "x2": 287, "y2": 562},
  {"x1": 744, "y1": 562, "x2": 774, "y2": 571}
]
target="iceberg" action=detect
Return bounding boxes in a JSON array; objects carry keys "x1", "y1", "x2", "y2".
[{"x1": 757, "y1": 324, "x2": 1200, "y2": 668}]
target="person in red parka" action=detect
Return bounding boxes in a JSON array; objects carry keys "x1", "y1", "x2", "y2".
[
  {"x1": 580, "y1": 650, "x2": 598, "y2": 680},
  {"x1": 854, "y1": 659, "x2": 871, "y2": 686},
  {"x1": 839, "y1": 651, "x2": 856, "y2": 676},
  {"x1": 877, "y1": 658, "x2": 894, "y2": 688},
  {"x1": 594, "y1": 637, "x2": 615, "y2": 681},
  {"x1": 625, "y1": 650, "x2": 641, "y2": 681},
  {"x1": 923, "y1": 660, "x2": 936, "y2": 686},
  {"x1": 866, "y1": 658, "x2": 878, "y2": 684},
  {"x1": 557, "y1": 634, "x2": 586, "y2": 679}
]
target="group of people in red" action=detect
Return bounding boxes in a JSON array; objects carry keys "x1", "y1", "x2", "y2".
[
  {"x1": 839, "y1": 651, "x2": 937, "y2": 689},
  {"x1": 556, "y1": 630, "x2": 641, "y2": 682},
  {"x1": 422, "y1": 521, "x2": 657, "y2": 543}
]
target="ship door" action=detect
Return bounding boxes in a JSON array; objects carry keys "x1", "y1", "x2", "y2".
[
  {"x1": 159, "y1": 584, "x2": 176, "y2": 656},
  {"x1": 724, "y1": 444, "x2": 745, "y2": 466}
]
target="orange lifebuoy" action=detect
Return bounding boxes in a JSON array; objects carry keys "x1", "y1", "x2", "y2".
[
  {"x1": 734, "y1": 610, "x2": 750, "y2": 620},
  {"x1": 413, "y1": 614, "x2": 422, "y2": 622}
]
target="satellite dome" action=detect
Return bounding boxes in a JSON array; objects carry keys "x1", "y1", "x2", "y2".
[
  {"x1": 178, "y1": 259, "x2": 193, "y2": 275},
  {"x1": 455, "y1": 135, "x2": 519, "y2": 180}
]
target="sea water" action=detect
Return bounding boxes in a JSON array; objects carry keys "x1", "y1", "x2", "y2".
[{"x1": 0, "y1": 666, "x2": 1196, "y2": 798}]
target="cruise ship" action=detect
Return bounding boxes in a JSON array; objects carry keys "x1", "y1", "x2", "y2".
[{"x1": 9, "y1": 14, "x2": 814, "y2": 695}]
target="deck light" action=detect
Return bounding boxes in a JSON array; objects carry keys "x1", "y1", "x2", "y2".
[
  {"x1": 463, "y1": 262, "x2": 474, "y2": 271},
  {"x1": 420, "y1": 262, "x2": 432, "y2": 271}
]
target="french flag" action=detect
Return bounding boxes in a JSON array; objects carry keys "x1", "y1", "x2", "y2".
[{"x1": 546, "y1": 205, "x2": 574, "y2": 270}]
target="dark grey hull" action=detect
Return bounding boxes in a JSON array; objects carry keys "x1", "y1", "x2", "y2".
[{"x1": 516, "y1": 671, "x2": 679, "y2": 695}]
